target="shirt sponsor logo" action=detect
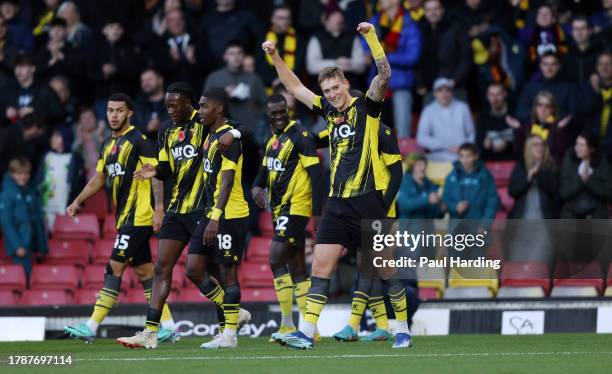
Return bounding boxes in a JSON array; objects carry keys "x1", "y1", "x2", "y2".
[
  {"x1": 266, "y1": 157, "x2": 285, "y2": 172},
  {"x1": 106, "y1": 162, "x2": 126, "y2": 177},
  {"x1": 171, "y1": 145, "x2": 198, "y2": 160}
]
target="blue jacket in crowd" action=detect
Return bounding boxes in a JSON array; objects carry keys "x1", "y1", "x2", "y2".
[
  {"x1": 442, "y1": 160, "x2": 499, "y2": 220},
  {"x1": 397, "y1": 172, "x2": 443, "y2": 219},
  {"x1": 0, "y1": 173, "x2": 48, "y2": 258},
  {"x1": 365, "y1": 12, "x2": 421, "y2": 90}
]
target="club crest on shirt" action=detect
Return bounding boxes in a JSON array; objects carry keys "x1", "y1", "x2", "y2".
[{"x1": 177, "y1": 130, "x2": 185, "y2": 142}]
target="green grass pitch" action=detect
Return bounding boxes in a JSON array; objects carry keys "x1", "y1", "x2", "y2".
[{"x1": 1, "y1": 334, "x2": 611, "y2": 373}]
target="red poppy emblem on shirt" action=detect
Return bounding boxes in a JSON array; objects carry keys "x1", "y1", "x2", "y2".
[
  {"x1": 272, "y1": 139, "x2": 280, "y2": 150},
  {"x1": 335, "y1": 115, "x2": 345, "y2": 124},
  {"x1": 204, "y1": 139, "x2": 209, "y2": 150},
  {"x1": 111, "y1": 144, "x2": 119, "y2": 154},
  {"x1": 177, "y1": 130, "x2": 185, "y2": 142}
]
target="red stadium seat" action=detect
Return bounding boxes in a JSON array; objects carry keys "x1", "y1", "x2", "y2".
[
  {"x1": 74, "y1": 288, "x2": 100, "y2": 305},
  {"x1": 30, "y1": 265, "x2": 79, "y2": 292},
  {"x1": 239, "y1": 261, "x2": 273, "y2": 288},
  {"x1": 241, "y1": 287, "x2": 277, "y2": 302},
  {"x1": 178, "y1": 287, "x2": 205, "y2": 302},
  {"x1": 608, "y1": 263, "x2": 612, "y2": 287},
  {"x1": 81, "y1": 265, "x2": 106, "y2": 289},
  {"x1": 0, "y1": 240, "x2": 12, "y2": 264},
  {"x1": 486, "y1": 161, "x2": 514, "y2": 187},
  {"x1": 259, "y1": 211, "x2": 274, "y2": 237},
  {"x1": 53, "y1": 214, "x2": 100, "y2": 240},
  {"x1": 81, "y1": 190, "x2": 110, "y2": 221},
  {"x1": 93, "y1": 238, "x2": 115, "y2": 264},
  {"x1": 46, "y1": 239, "x2": 92, "y2": 267},
  {"x1": 0, "y1": 264, "x2": 26, "y2": 291},
  {"x1": 397, "y1": 137, "x2": 423, "y2": 156},
  {"x1": 246, "y1": 236, "x2": 270, "y2": 263},
  {"x1": 123, "y1": 268, "x2": 143, "y2": 289},
  {"x1": 21, "y1": 290, "x2": 70, "y2": 306},
  {"x1": 419, "y1": 287, "x2": 441, "y2": 301},
  {"x1": 102, "y1": 214, "x2": 118, "y2": 239},
  {"x1": 497, "y1": 187, "x2": 514, "y2": 213},
  {"x1": 0, "y1": 290, "x2": 17, "y2": 306},
  {"x1": 553, "y1": 262, "x2": 605, "y2": 294},
  {"x1": 501, "y1": 262, "x2": 551, "y2": 294}
]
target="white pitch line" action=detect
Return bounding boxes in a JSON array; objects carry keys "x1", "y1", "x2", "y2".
[{"x1": 75, "y1": 351, "x2": 612, "y2": 362}]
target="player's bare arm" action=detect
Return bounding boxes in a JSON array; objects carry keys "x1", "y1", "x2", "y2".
[
  {"x1": 133, "y1": 163, "x2": 157, "y2": 180},
  {"x1": 262, "y1": 40, "x2": 316, "y2": 109},
  {"x1": 151, "y1": 178, "x2": 164, "y2": 232},
  {"x1": 66, "y1": 172, "x2": 106, "y2": 217},
  {"x1": 204, "y1": 169, "x2": 235, "y2": 246},
  {"x1": 357, "y1": 22, "x2": 391, "y2": 102}
]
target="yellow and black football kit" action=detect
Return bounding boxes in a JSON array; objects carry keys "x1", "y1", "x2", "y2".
[
  {"x1": 313, "y1": 122, "x2": 402, "y2": 218},
  {"x1": 311, "y1": 94, "x2": 388, "y2": 249},
  {"x1": 256, "y1": 120, "x2": 321, "y2": 244},
  {"x1": 156, "y1": 110, "x2": 207, "y2": 243},
  {"x1": 96, "y1": 125, "x2": 156, "y2": 265},
  {"x1": 188, "y1": 123, "x2": 249, "y2": 264}
]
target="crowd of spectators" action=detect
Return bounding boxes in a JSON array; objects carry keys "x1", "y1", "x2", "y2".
[{"x1": 0, "y1": 0, "x2": 611, "y2": 283}]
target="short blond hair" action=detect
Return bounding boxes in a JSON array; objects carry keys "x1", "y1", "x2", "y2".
[{"x1": 317, "y1": 66, "x2": 346, "y2": 85}]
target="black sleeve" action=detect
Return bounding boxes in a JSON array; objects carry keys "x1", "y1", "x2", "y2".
[
  {"x1": 155, "y1": 162, "x2": 172, "y2": 180},
  {"x1": 507, "y1": 163, "x2": 530, "y2": 198},
  {"x1": 310, "y1": 129, "x2": 329, "y2": 149},
  {"x1": 362, "y1": 95, "x2": 384, "y2": 118},
  {"x1": 230, "y1": 122, "x2": 254, "y2": 142},
  {"x1": 306, "y1": 164, "x2": 323, "y2": 216},
  {"x1": 384, "y1": 162, "x2": 403, "y2": 211}
]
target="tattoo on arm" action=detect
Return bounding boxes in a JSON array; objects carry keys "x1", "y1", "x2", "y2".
[
  {"x1": 367, "y1": 56, "x2": 391, "y2": 102},
  {"x1": 152, "y1": 178, "x2": 164, "y2": 209}
]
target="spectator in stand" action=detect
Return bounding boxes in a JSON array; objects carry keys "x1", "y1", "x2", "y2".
[
  {"x1": 89, "y1": 21, "x2": 138, "y2": 123},
  {"x1": 256, "y1": 5, "x2": 305, "y2": 91},
  {"x1": 36, "y1": 129, "x2": 84, "y2": 227},
  {"x1": 134, "y1": 68, "x2": 169, "y2": 143},
  {"x1": 204, "y1": 41, "x2": 267, "y2": 131},
  {"x1": 306, "y1": 10, "x2": 366, "y2": 90},
  {"x1": 397, "y1": 153, "x2": 445, "y2": 219},
  {"x1": 416, "y1": 77, "x2": 475, "y2": 162},
  {"x1": 49, "y1": 75, "x2": 78, "y2": 130},
  {"x1": 366, "y1": 0, "x2": 421, "y2": 138},
  {"x1": 562, "y1": 16, "x2": 601, "y2": 89},
  {"x1": 516, "y1": 52, "x2": 575, "y2": 124},
  {"x1": 442, "y1": 143, "x2": 499, "y2": 219},
  {"x1": 32, "y1": 0, "x2": 60, "y2": 39},
  {"x1": 71, "y1": 107, "x2": 104, "y2": 179},
  {"x1": 560, "y1": 131, "x2": 612, "y2": 219},
  {"x1": 0, "y1": 113, "x2": 47, "y2": 176},
  {"x1": 519, "y1": 5, "x2": 569, "y2": 72},
  {"x1": 34, "y1": 18, "x2": 84, "y2": 85},
  {"x1": 0, "y1": 157, "x2": 48, "y2": 283},
  {"x1": 161, "y1": 8, "x2": 212, "y2": 91},
  {"x1": 415, "y1": 0, "x2": 472, "y2": 102},
  {"x1": 512, "y1": 90, "x2": 571, "y2": 166},
  {"x1": 476, "y1": 82, "x2": 517, "y2": 161},
  {"x1": 450, "y1": 0, "x2": 513, "y2": 38},
  {"x1": 590, "y1": 0, "x2": 612, "y2": 34},
  {"x1": 583, "y1": 52, "x2": 612, "y2": 158},
  {"x1": 243, "y1": 54, "x2": 255, "y2": 74},
  {"x1": 508, "y1": 134, "x2": 559, "y2": 219},
  {"x1": 136, "y1": 0, "x2": 191, "y2": 42},
  {"x1": 56, "y1": 1, "x2": 93, "y2": 50},
  {"x1": 0, "y1": 14, "x2": 20, "y2": 76},
  {"x1": 198, "y1": 0, "x2": 263, "y2": 65},
  {"x1": 506, "y1": 134, "x2": 558, "y2": 261},
  {"x1": 0, "y1": 54, "x2": 63, "y2": 126},
  {"x1": 0, "y1": 0, "x2": 33, "y2": 53},
  {"x1": 471, "y1": 27, "x2": 526, "y2": 104}
]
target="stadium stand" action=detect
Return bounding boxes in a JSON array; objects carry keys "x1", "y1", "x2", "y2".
[
  {"x1": 0, "y1": 264, "x2": 27, "y2": 292},
  {"x1": 52, "y1": 214, "x2": 99, "y2": 241}
]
